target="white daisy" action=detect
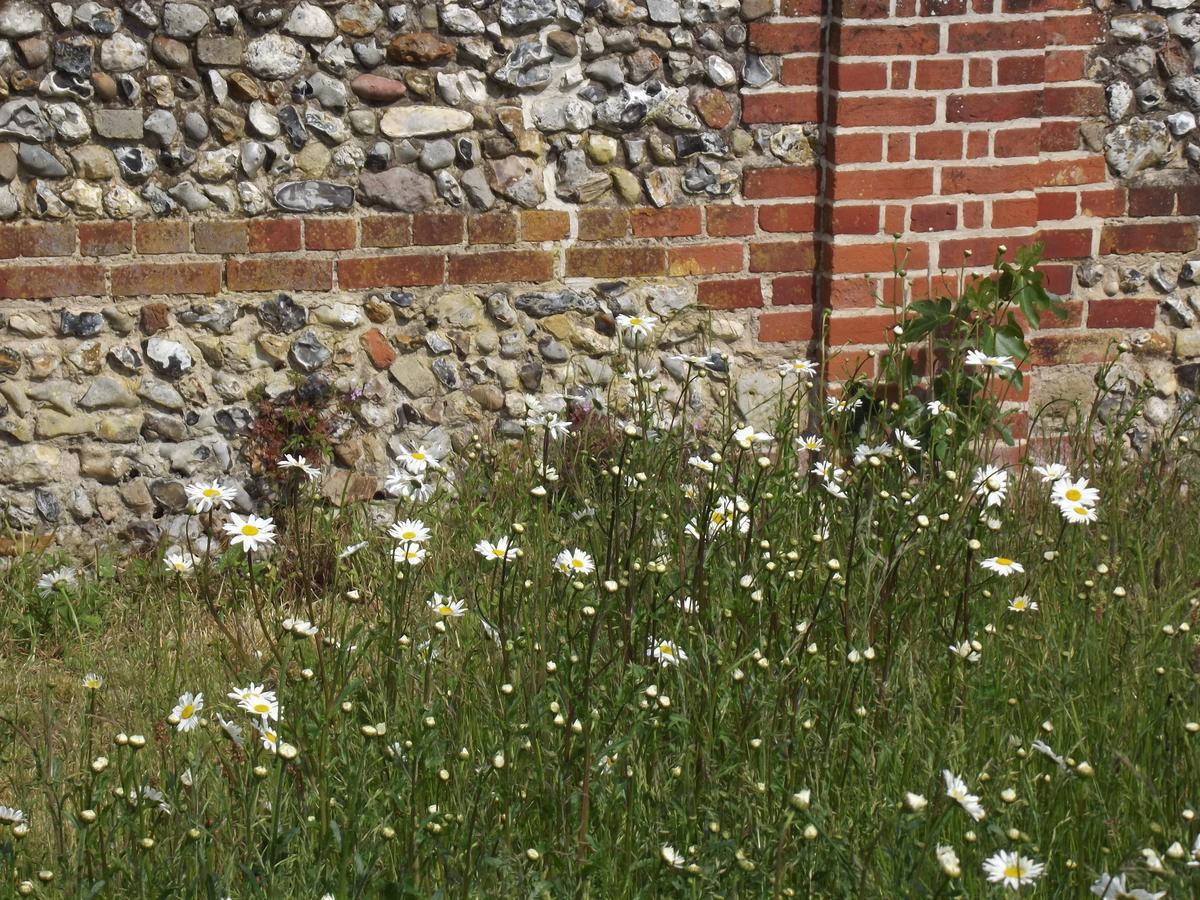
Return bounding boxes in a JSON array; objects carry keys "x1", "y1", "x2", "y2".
[
  {"x1": 396, "y1": 445, "x2": 439, "y2": 476},
  {"x1": 1052, "y1": 477, "x2": 1099, "y2": 509},
  {"x1": 229, "y1": 684, "x2": 278, "y2": 721},
  {"x1": 428, "y1": 594, "x2": 467, "y2": 618},
  {"x1": 554, "y1": 548, "x2": 595, "y2": 576},
  {"x1": 732, "y1": 425, "x2": 773, "y2": 449},
  {"x1": 37, "y1": 566, "x2": 77, "y2": 596},
  {"x1": 965, "y1": 349, "x2": 1017, "y2": 371},
  {"x1": 223, "y1": 514, "x2": 277, "y2": 553},
  {"x1": 647, "y1": 638, "x2": 688, "y2": 666},
  {"x1": 475, "y1": 537, "x2": 518, "y2": 562},
  {"x1": 388, "y1": 519, "x2": 431, "y2": 544},
  {"x1": 982, "y1": 849, "x2": 1044, "y2": 890},
  {"x1": 185, "y1": 480, "x2": 236, "y2": 513},
  {"x1": 171, "y1": 692, "x2": 204, "y2": 733},
  {"x1": 1007, "y1": 595, "x2": 1038, "y2": 612},
  {"x1": 615, "y1": 313, "x2": 658, "y2": 343},
  {"x1": 392, "y1": 544, "x2": 427, "y2": 566},
  {"x1": 164, "y1": 550, "x2": 196, "y2": 575},
  {"x1": 278, "y1": 454, "x2": 321, "y2": 481},
  {"x1": 942, "y1": 770, "x2": 986, "y2": 821},
  {"x1": 1060, "y1": 503, "x2": 1098, "y2": 524},
  {"x1": 981, "y1": 556, "x2": 1024, "y2": 576},
  {"x1": 972, "y1": 465, "x2": 1008, "y2": 508},
  {"x1": 1033, "y1": 462, "x2": 1069, "y2": 483}
]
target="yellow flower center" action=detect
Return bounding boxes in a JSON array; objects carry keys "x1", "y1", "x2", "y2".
[
  {"x1": 412, "y1": 452, "x2": 425, "y2": 460},
  {"x1": 181, "y1": 704, "x2": 194, "y2": 718},
  {"x1": 251, "y1": 702, "x2": 269, "y2": 714},
  {"x1": 571, "y1": 559, "x2": 584, "y2": 568},
  {"x1": 1064, "y1": 488, "x2": 1081, "y2": 501},
  {"x1": 242, "y1": 525, "x2": 259, "y2": 536},
  {"x1": 660, "y1": 644, "x2": 673, "y2": 656},
  {"x1": 437, "y1": 606, "x2": 452, "y2": 616},
  {"x1": 203, "y1": 488, "x2": 219, "y2": 497},
  {"x1": 1004, "y1": 864, "x2": 1022, "y2": 879},
  {"x1": 1074, "y1": 506, "x2": 1088, "y2": 515},
  {"x1": 995, "y1": 557, "x2": 1012, "y2": 566}
]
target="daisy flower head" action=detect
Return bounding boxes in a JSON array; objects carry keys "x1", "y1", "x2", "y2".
[
  {"x1": 388, "y1": 519, "x2": 431, "y2": 544},
  {"x1": 936, "y1": 844, "x2": 961, "y2": 878},
  {"x1": 981, "y1": 556, "x2": 1024, "y2": 576},
  {"x1": 1051, "y1": 476, "x2": 1099, "y2": 509},
  {"x1": 965, "y1": 348, "x2": 1017, "y2": 371},
  {"x1": 396, "y1": 444, "x2": 439, "y2": 476},
  {"x1": 949, "y1": 640, "x2": 981, "y2": 663},
  {"x1": 797, "y1": 434, "x2": 824, "y2": 453},
  {"x1": 171, "y1": 692, "x2": 204, "y2": 732},
  {"x1": 972, "y1": 465, "x2": 1009, "y2": 508},
  {"x1": 1008, "y1": 595, "x2": 1038, "y2": 612},
  {"x1": 428, "y1": 593, "x2": 467, "y2": 618},
  {"x1": 37, "y1": 566, "x2": 77, "y2": 596},
  {"x1": 826, "y1": 395, "x2": 863, "y2": 414},
  {"x1": 1033, "y1": 462, "x2": 1069, "y2": 483},
  {"x1": 229, "y1": 684, "x2": 278, "y2": 721},
  {"x1": 186, "y1": 480, "x2": 236, "y2": 513},
  {"x1": 688, "y1": 455, "x2": 715, "y2": 473},
  {"x1": 983, "y1": 849, "x2": 1044, "y2": 891},
  {"x1": 1061, "y1": 503, "x2": 1098, "y2": 524},
  {"x1": 894, "y1": 429, "x2": 922, "y2": 451},
  {"x1": 660, "y1": 845, "x2": 686, "y2": 869},
  {"x1": 164, "y1": 550, "x2": 196, "y2": 575},
  {"x1": 615, "y1": 312, "x2": 658, "y2": 344},
  {"x1": 257, "y1": 718, "x2": 280, "y2": 754},
  {"x1": 278, "y1": 453, "x2": 321, "y2": 481},
  {"x1": 223, "y1": 513, "x2": 277, "y2": 553},
  {"x1": 282, "y1": 617, "x2": 318, "y2": 637},
  {"x1": 942, "y1": 770, "x2": 986, "y2": 821},
  {"x1": 339, "y1": 541, "x2": 368, "y2": 560},
  {"x1": 475, "y1": 537, "x2": 518, "y2": 562},
  {"x1": 392, "y1": 544, "x2": 427, "y2": 566},
  {"x1": 927, "y1": 399, "x2": 946, "y2": 416},
  {"x1": 82, "y1": 672, "x2": 103, "y2": 691},
  {"x1": 778, "y1": 358, "x2": 818, "y2": 380},
  {"x1": 732, "y1": 424, "x2": 773, "y2": 449},
  {"x1": 0, "y1": 806, "x2": 26, "y2": 826},
  {"x1": 647, "y1": 637, "x2": 688, "y2": 667},
  {"x1": 1089, "y1": 873, "x2": 1165, "y2": 899},
  {"x1": 554, "y1": 548, "x2": 595, "y2": 577},
  {"x1": 526, "y1": 411, "x2": 572, "y2": 441}
]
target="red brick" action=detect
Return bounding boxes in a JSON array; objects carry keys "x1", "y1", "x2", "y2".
[
  {"x1": 360, "y1": 328, "x2": 396, "y2": 370},
  {"x1": 1079, "y1": 187, "x2": 1126, "y2": 217},
  {"x1": 836, "y1": 96, "x2": 936, "y2": 126},
  {"x1": 994, "y1": 126, "x2": 1041, "y2": 158},
  {"x1": 830, "y1": 167, "x2": 935, "y2": 200},
  {"x1": 831, "y1": 204, "x2": 879, "y2": 234},
  {"x1": 914, "y1": 131, "x2": 963, "y2": 160},
  {"x1": 668, "y1": 243, "x2": 743, "y2": 275},
  {"x1": 249, "y1": 219, "x2": 302, "y2": 253},
  {"x1": 884, "y1": 204, "x2": 906, "y2": 233},
  {"x1": 361, "y1": 215, "x2": 412, "y2": 248},
  {"x1": 448, "y1": 250, "x2": 554, "y2": 284},
  {"x1": 577, "y1": 208, "x2": 629, "y2": 241},
  {"x1": 1127, "y1": 186, "x2": 1175, "y2": 217},
  {"x1": 1039, "y1": 120, "x2": 1080, "y2": 152},
  {"x1": 997, "y1": 55, "x2": 1045, "y2": 85},
  {"x1": 468, "y1": 212, "x2": 518, "y2": 245},
  {"x1": 1044, "y1": 10, "x2": 1104, "y2": 45},
  {"x1": 842, "y1": 0, "x2": 890, "y2": 16},
  {"x1": 759, "y1": 202, "x2": 817, "y2": 233},
  {"x1": 1043, "y1": 84, "x2": 1104, "y2": 117},
  {"x1": 338, "y1": 255, "x2": 443, "y2": 289},
  {"x1": 697, "y1": 278, "x2": 764, "y2": 309},
  {"x1": 966, "y1": 131, "x2": 990, "y2": 159},
  {"x1": 760, "y1": 310, "x2": 816, "y2": 343},
  {"x1": 962, "y1": 200, "x2": 986, "y2": 229},
  {"x1": 1039, "y1": 264, "x2": 1076, "y2": 295},
  {"x1": 136, "y1": 220, "x2": 189, "y2": 255},
  {"x1": 194, "y1": 220, "x2": 249, "y2": 254},
  {"x1": 828, "y1": 241, "x2": 929, "y2": 274},
  {"x1": 1041, "y1": 157, "x2": 1106, "y2": 187},
  {"x1": 565, "y1": 247, "x2": 665, "y2": 277},
  {"x1": 831, "y1": 61, "x2": 889, "y2": 91},
  {"x1": 227, "y1": 258, "x2": 333, "y2": 292},
  {"x1": 1035, "y1": 191, "x2": 1076, "y2": 220},
  {"x1": 1030, "y1": 333, "x2": 1114, "y2": 367},
  {"x1": 911, "y1": 202, "x2": 958, "y2": 232},
  {"x1": 0, "y1": 263, "x2": 105, "y2": 299},
  {"x1": 829, "y1": 277, "x2": 879, "y2": 309},
  {"x1": 0, "y1": 224, "x2": 21, "y2": 259},
  {"x1": 15, "y1": 223, "x2": 76, "y2": 257},
  {"x1": 837, "y1": 23, "x2": 940, "y2": 55},
  {"x1": 781, "y1": 55, "x2": 822, "y2": 86},
  {"x1": 521, "y1": 210, "x2": 571, "y2": 242},
  {"x1": 964, "y1": 54, "x2": 990, "y2": 85},
  {"x1": 828, "y1": 312, "x2": 897, "y2": 345},
  {"x1": 305, "y1": 218, "x2": 357, "y2": 250},
  {"x1": 1039, "y1": 227, "x2": 1093, "y2": 260},
  {"x1": 79, "y1": 222, "x2": 132, "y2": 257},
  {"x1": 942, "y1": 162, "x2": 1040, "y2": 195},
  {"x1": 1177, "y1": 187, "x2": 1200, "y2": 216},
  {"x1": 947, "y1": 90, "x2": 1044, "y2": 122},
  {"x1": 939, "y1": 236, "x2": 1021, "y2": 265},
  {"x1": 919, "y1": 0, "x2": 967, "y2": 14},
  {"x1": 631, "y1": 207, "x2": 702, "y2": 238},
  {"x1": 780, "y1": 0, "x2": 821, "y2": 12},
  {"x1": 887, "y1": 133, "x2": 911, "y2": 162},
  {"x1": 827, "y1": 349, "x2": 876, "y2": 381},
  {"x1": 773, "y1": 274, "x2": 814, "y2": 305},
  {"x1": 1099, "y1": 222, "x2": 1197, "y2": 255},
  {"x1": 743, "y1": 167, "x2": 819, "y2": 199},
  {"x1": 828, "y1": 132, "x2": 884, "y2": 164},
  {"x1": 112, "y1": 262, "x2": 220, "y2": 297},
  {"x1": 412, "y1": 212, "x2": 464, "y2": 246},
  {"x1": 749, "y1": 21, "x2": 821, "y2": 53},
  {"x1": 749, "y1": 240, "x2": 817, "y2": 273},
  {"x1": 1045, "y1": 48, "x2": 1087, "y2": 82},
  {"x1": 1087, "y1": 299, "x2": 1157, "y2": 329},
  {"x1": 742, "y1": 91, "x2": 821, "y2": 124},
  {"x1": 890, "y1": 60, "x2": 913, "y2": 89},
  {"x1": 994, "y1": 196, "x2": 1040, "y2": 228},
  {"x1": 915, "y1": 59, "x2": 963, "y2": 89},
  {"x1": 707, "y1": 205, "x2": 755, "y2": 237},
  {"x1": 949, "y1": 20, "x2": 1046, "y2": 52}
]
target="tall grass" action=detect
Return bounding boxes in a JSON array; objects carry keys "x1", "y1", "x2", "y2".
[{"x1": 2, "y1": 253, "x2": 1199, "y2": 897}]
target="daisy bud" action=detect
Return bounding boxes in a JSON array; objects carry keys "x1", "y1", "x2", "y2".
[
  {"x1": 526, "y1": 848, "x2": 542, "y2": 861},
  {"x1": 945, "y1": 470, "x2": 957, "y2": 481},
  {"x1": 115, "y1": 733, "x2": 129, "y2": 746},
  {"x1": 1167, "y1": 842, "x2": 1186, "y2": 860},
  {"x1": 129, "y1": 735, "x2": 146, "y2": 750},
  {"x1": 382, "y1": 826, "x2": 397, "y2": 839},
  {"x1": 757, "y1": 456, "x2": 771, "y2": 469},
  {"x1": 279, "y1": 743, "x2": 298, "y2": 760},
  {"x1": 671, "y1": 766, "x2": 683, "y2": 777},
  {"x1": 1000, "y1": 788, "x2": 1016, "y2": 803},
  {"x1": 1184, "y1": 722, "x2": 1198, "y2": 733},
  {"x1": 904, "y1": 792, "x2": 927, "y2": 811},
  {"x1": 740, "y1": 575, "x2": 754, "y2": 588},
  {"x1": 1041, "y1": 720, "x2": 1053, "y2": 733},
  {"x1": 1006, "y1": 828, "x2": 1020, "y2": 840},
  {"x1": 1184, "y1": 808, "x2": 1196, "y2": 821},
  {"x1": 530, "y1": 485, "x2": 547, "y2": 497},
  {"x1": 827, "y1": 558, "x2": 841, "y2": 572},
  {"x1": 571, "y1": 719, "x2": 583, "y2": 734},
  {"x1": 967, "y1": 539, "x2": 981, "y2": 551},
  {"x1": 917, "y1": 515, "x2": 930, "y2": 528},
  {"x1": 80, "y1": 809, "x2": 97, "y2": 824},
  {"x1": 546, "y1": 661, "x2": 557, "y2": 673},
  {"x1": 790, "y1": 790, "x2": 811, "y2": 810},
  {"x1": 18, "y1": 882, "x2": 34, "y2": 895},
  {"x1": 37, "y1": 871, "x2": 54, "y2": 883},
  {"x1": 92, "y1": 756, "x2": 109, "y2": 773},
  {"x1": 346, "y1": 589, "x2": 361, "y2": 600},
  {"x1": 604, "y1": 580, "x2": 618, "y2": 593},
  {"x1": 253, "y1": 765, "x2": 269, "y2": 779},
  {"x1": 140, "y1": 838, "x2": 155, "y2": 850},
  {"x1": 188, "y1": 828, "x2": 202, "y2": 841},
  {"x1": 492, "y1": 752, "x2": 506, "y2": 769},
  {"x1": 803, "y1": 825, "x2": 818, "y2": 840}
]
